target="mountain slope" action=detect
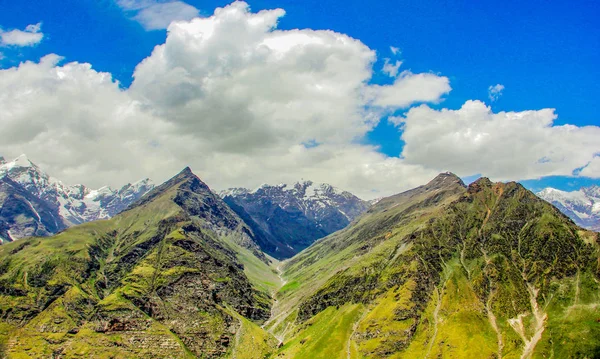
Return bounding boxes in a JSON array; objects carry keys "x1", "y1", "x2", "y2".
[
  {"x1": 0, "y1": 177, "x2": 63, "y2": 241},
  {"x1": 270, "y1": 173, "x2": 600, "y2": 358},
  {"x1": 0, "y1": 155, "x2": 154, "y2": 241},
  {"x1": 0, "y1": 168, "x2": 278, "y2": 358},
  {"x1": 537, "y1": 186, "x2": 600, "y2": 232},
  {"x1": 221, "y1": 181, "x2": 370, "y2": 259}
]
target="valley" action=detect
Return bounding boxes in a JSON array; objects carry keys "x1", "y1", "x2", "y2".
[{"x1": 0, "y1": 169, "x2": 598, "y2": 358}]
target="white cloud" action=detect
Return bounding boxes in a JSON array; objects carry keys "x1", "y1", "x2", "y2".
[
  {"x1": 130, "y1": 2, "x2": 449, "y2": 150},
  {"x1": 488, "y1": 83, "x2": 504, "y2": 102},
  {"x1": 117, "y1": 0, "x2": 199, "y2": 30},
  {"x1": 0, "y1": 22, "x2": 44, "y2": 47},
  {"x1": 382, "y1": 59, "x2": 402, "y2": 77},
  {"x1": 0, "y1": 54, "x2": 179, "y2": 188},
  {"x1": 579, "y1": 156, "x2": 600, "y2": 177},
  {"x1": 390, "y1": 46, "x2": 400, "y2": 55},
  {"x1": 399, "y1": 100, "x2": 600, "y2": 181},
  {"x1": 367, "y1": 71, "x2": 451, "y2": 108},
  {"x1": 1, "y1": 2, "x2": 597, "y2": 201},
  {"x1": 0, "y1": 2, "x2": 450, "y2": 199}
]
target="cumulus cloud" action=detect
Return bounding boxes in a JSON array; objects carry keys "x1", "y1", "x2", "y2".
[
  {"x1": 1, "y1": 1, "x2": 598, "y2": 200},
  {"x1": 367, "y1": 71, "x2": 451, "y2": 108},
  {"x1": 130, "y1": 2, "x2": 450, "y2": 151},
  {"x1": 382, "y1": 59, "x2": 402, "y2": 77},
  {"x1": 0, "y1": 22, "x2": 44, "y2": 47},
  {"x1": 117, "y1": 0, "x2": 199, "y2": 30},
  {"x1": 0, "y1": 2, "x2": 450, "y2": 198},
  {"x1": 488, "y1": 83, "x2": 504, "y2": 102},
  {"x1": 579, "y1": 156, "x2": 600, "y2": 178},
  {"x1": 390, "y1": 46, "x2": 400, "y2": 55},
  {"x1": 0, "y1": 54, "x2": 180, "y2": 187},
  {"x1": 399, "y1": 100, "x2": 600, "y2": 181}
]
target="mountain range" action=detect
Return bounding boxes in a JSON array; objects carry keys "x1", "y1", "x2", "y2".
[
  {"x1": 0, "y1": 169, "x2": 597, "y2": 358},
  {"x1": 0, "y1": 155, "x2": 154, "y2": 242},
  {"x1": 537, "y1": 185, "x2": 600, "y2": 232},
  {"x1": 220, "y1": 181, "x2": 371, "y2": 259}
]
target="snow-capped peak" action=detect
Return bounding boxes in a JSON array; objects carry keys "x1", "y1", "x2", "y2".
[
  {"x1": 537, "y1": 187, "x2": 590, "y2": 207},
  {"x1": 0, "y1": 154, "x2": 36, "y2": 173},
  {"x1": 0, "y1": 155, "x2": 156, "y2": 241},
  {"x1": 219, "y1": 187, "x2": 250, "y2": 198},
  {"x1": 537, "y1": 185, "x2": 600, "y2": 231},
  {"x1": 220, "y1": 179, "x2": 371, "y2": 258}
]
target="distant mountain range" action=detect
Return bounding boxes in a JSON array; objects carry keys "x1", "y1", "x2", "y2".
[
  {"x1": 220, "y1": 181, "x2": 371, "y2": 258},
  {"x1": 537, "y1": 185, "x2": 600, "y2": 231},
  {"x1": 0, "y1": 155, "x2": 154, "y2": 242}
]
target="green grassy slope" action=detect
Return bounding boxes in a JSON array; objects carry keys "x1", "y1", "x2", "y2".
[
  {"x1": 0, "y1": 168, "x2": 279, "y2": 358},
  {"x1": 273, "y1": 174, "x2": 600, "y2": 359},
  {"x1": 1, "y1": 171, "x2": 598, "y2": 358}
]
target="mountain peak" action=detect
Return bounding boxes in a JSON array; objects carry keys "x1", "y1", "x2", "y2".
[
  {"x1": 0, "y1": 154, "x2": 37, "y2": 173},
  {"x1": 426, "y1": 172, "x2": 465, "y2": 189},
  {"x1": 168, "y1": 167, "x2": 198, "y2": 185},
  {"x1": 180, "y1": 166, "x2": 193, "y2": 175},
  {"x1": 126, "y1": 167, "x2": 205, "y2": 210},
  {"x1": 537, "y1": 185, "x2": 600, "y2": 231},
  {"x1": 221, "y1": 180, "x2": 370, "y2": 259}
]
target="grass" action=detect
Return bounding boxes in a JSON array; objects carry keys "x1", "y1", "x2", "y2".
[
  {"x1": 277, "y1": 304, "x2": 364, "y2": 359},
  {"x1": 271, "y1": 178, "x2": 600, "y2": 358},
  {"x1": 221, "y1": 236, "x2": 282, "y2": 295}
]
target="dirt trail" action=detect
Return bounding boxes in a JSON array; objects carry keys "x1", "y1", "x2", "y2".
[
  {"x1": 346, "y1": 307, "x2": 368, "y2": 359},
  {"x1": 565, "y1": 271, "x2": 580, "y2": 316},
  {"x1": 424, "y1": 286, "x2": 444, "y2": 359},
  {"x1": 262, "y1": 262, "x2": 288, "y2": 338},
  {"x1": 486, "y1": 290, "x2": 503, "y2": 359},
  {"x1": 459, "y1": 242, "x2": 471, "y2": 280},
  {"x1": 481, "y1": 249, "x2": 503, "y2": 358},
  {"x1": 232, "y1": 317, "x2": 243, "y2": 359},
  {"x1": 508, "y1": 283, "x2": 547, "y2": 359}
]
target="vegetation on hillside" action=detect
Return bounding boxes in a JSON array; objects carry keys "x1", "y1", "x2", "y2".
[{"x1": 0, "y1": 171, "x2": 597, "y2": 358}]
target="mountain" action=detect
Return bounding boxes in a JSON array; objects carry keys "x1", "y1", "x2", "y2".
[
  {"x1": 537, "y1": 186, "x2": 600, "y2": 232},
  {"x1": 1, "y1": 170, "x2": 598, "y2": 358},
  {"x1": 0, "y1": 167, "x2": 280, "y2": 358},
  {"x1": 267, "y1": 173, "x2": 600, "y2": 358},
  {"x1": 220, "y1": 181, "x2": 371, "y2": 259},
  {"x1": 0, "y1": 155, "x2": 154, "y2": 242},
  {"x1": 0, "y1": 177, "x2": 63, "y2": 241}
]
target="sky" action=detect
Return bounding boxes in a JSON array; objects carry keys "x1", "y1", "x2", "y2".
[{"x1": 0, "y1": 0, "x2": 598, "y2": 198}]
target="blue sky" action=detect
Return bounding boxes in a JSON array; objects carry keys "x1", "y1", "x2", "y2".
[{"x1": 0, "y1": 0, "x2": 598, "y2": 196}]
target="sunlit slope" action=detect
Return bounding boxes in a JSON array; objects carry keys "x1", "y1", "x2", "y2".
[
  {"x1": 0, "y1": 168, "x2": 278, "y2": 358},
  {"x1": 275, "y1": 174, "x2": 600, "y2": 358}
]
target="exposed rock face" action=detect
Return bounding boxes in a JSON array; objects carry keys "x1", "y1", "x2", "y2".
[
  {"x1": 0, "y1": 167, "x2": 271, "y2": 358},
  {"x1": 220, "y1": 181, "x2": 370, "y2": 259},
  {"x1": 537, "y1": 185, "x2": 600, "y2": 231},
  {"x1": 0, "y1": 177, "x2": 63, "y2": 241},
  {"x1": 0, "y1": 155, "x2": 154, "y2": 242}
]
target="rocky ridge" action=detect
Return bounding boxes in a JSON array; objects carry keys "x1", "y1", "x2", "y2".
[{"x1": 0, "y1": 155, "x2": 154, "y2": 241}]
